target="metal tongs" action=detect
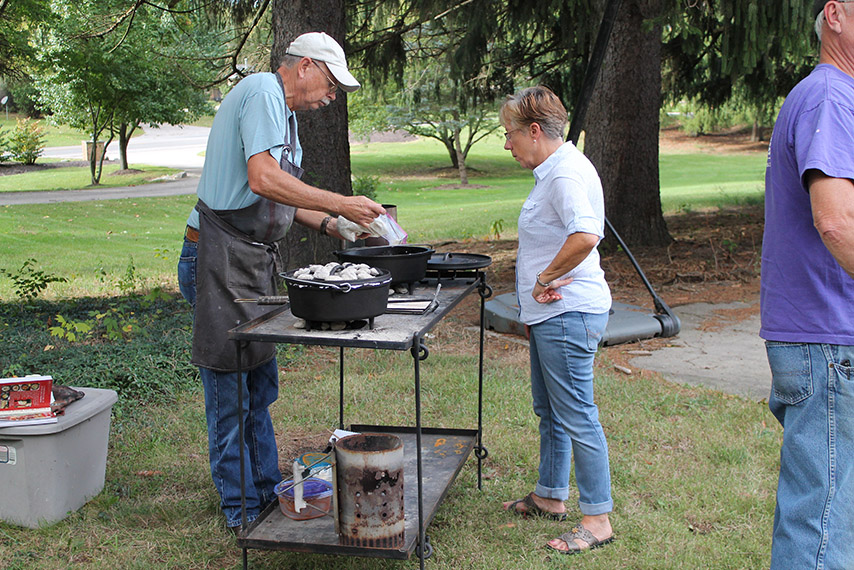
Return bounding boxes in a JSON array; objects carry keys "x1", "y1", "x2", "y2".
[
  {"x1": 427, "y1": 283, "x2": 441, "y2": 313},
  {"x1": 234, "y1": 296, "x2": 290, "y2": 305}
]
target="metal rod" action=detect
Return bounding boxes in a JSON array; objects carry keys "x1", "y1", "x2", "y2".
[
  {"x1": 338, "y1": 346, "x2": 345, "y2": 430},
  {"x1": 567, "y1": 0, "x2": 624, "y2": 146},
  {"x1": 603, "y1": 217, "x2": 676, "y2": 323}
]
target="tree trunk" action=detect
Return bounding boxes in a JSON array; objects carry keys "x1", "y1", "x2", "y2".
[
  {"x1": 443, "y1": 136, "x2": 459, "y2": 168},
  {"x1": 118, "y1": 123, "x2": 130, "y2": 170},
  {"x1": 88, "y1": 130, "x2": 113, "y2": 186},
  {"x1": 584, "y1": 0, "x2": 671, "y2": 247},
  {"x1": 751, "y1": 119, "x2": 763, "y2": 142},
  {"x1": 271, "y1": 0, "x2": 353, "y2": 270},
  {"x1": 454, "y1": 126, "x2": 468, "y2": 185},
  {"x1": 89, "y1": 131, "x2": 98, "y2": 186}
]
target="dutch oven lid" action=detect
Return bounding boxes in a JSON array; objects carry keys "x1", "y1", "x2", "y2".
[
  {"x1": 335, "y1": 245, "x2": 433, "y2": 257},
  {"x1": 427, "y1": 252, "x2": 492, "y2": 271}
]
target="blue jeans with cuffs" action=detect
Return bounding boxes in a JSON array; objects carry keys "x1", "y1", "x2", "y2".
[{"x1": 528, "y1": 310, "x2": 613, "y2": 516}]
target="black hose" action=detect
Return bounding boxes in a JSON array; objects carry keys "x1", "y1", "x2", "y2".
[{"x1": 604, "y1": 218, "x2": 681, "y2": 337}]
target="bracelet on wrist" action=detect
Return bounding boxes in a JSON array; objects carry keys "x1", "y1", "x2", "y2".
[
  {"x1": 319, "y1": 215, "x2": 333, "y2": 236},
  {"x1": 536, "y1": 271, "x2": 552, "y2": 288}
]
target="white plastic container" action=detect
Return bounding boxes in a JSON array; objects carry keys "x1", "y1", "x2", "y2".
[{"x1": 0, "y1": 387, "x2": 118, "y2": 528}]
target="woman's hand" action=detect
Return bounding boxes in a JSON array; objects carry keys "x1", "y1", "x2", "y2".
[{"x1": 532, "y1": 277, "x2": 573, "y2": 303}]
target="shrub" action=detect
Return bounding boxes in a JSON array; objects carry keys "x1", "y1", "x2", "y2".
[
  {"x1": 9, "y1": 117, "x2": 46, "y2": 165},
  {"x1": 0, "y1": 126, "x2": 10, "y2": 163},
  {"x1": 352, "y1": 174, "x2": 381, "y2": 201},
  {"x1": 0, "y1": 293, "x2": 302, "y2": 412},
  {"x1": 0, "y1": 258, "x2": 67, "y2": 302}
]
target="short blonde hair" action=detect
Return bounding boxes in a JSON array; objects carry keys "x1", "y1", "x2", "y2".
[{"x1": 500, "y1": 86, "x2": 568, "y2": 141}]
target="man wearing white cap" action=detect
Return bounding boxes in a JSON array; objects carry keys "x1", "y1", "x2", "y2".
[{"x1": 177, "y1": 31, "x2": 383, "y2": 534}]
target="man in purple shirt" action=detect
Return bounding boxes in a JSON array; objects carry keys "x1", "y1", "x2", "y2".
[{"x1": 761, "y1": 1, "x2": 854, "y2": 568}]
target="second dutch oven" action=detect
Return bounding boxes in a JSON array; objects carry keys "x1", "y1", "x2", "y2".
[{"x1": 334, "y1": 245, "x2": 434, "y2": 286}]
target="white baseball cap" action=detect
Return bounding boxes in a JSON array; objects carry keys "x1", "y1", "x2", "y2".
[{"x1": 285, "y1": 32, "x2": 360, "y2": 93}]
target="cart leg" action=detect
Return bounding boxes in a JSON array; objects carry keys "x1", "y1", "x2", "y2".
[
  {"x1": 416, "y1": 534, "x2": 434, "y2": 559},
  {"x1": 476, "y1": 276, "x2": 493, "y2": 490},
  {"x1": 412, "y1": 336, "x2": 428, "y2": 569}
]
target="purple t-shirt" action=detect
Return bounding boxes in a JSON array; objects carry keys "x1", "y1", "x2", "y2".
[{"x1": 760, "y1": 64, "x2": 854, "y2": 344}]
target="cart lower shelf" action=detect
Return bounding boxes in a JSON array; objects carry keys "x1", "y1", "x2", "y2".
[{"x1": 238, "y1": 425, "x2": 477, "y2": 559}]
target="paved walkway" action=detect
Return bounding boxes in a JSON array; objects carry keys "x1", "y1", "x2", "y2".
[
  {"x1": 41, "y1": 124, "x2": 208, "y2": 169},
  {"x1": 625, "y1": 299, "x2": 770, "y2": 402},
  {"x1": 0, "y1": 170, "x2": 200, "y2": 205}
]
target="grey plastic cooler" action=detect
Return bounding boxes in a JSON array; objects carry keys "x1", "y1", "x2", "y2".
[{"x1": 0, "y1": 387, "x2": 118, "y2": 528}]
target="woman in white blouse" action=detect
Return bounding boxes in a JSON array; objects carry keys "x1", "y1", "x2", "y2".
[{"x1": 500, "y1": 86, "x2": 614, "y2": 555}]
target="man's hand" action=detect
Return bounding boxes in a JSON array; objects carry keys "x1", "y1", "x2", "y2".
[
  {"x1": 325, "y1": 216, "x2": 372, "y2": 241},
  {"x1": 339, "y1": 196, "x2": 385, "y2": 228}
]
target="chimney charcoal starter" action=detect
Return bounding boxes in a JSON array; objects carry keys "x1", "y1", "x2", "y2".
[{"x1": 334, "y1": 433, "x2": 405, "y2": 549}]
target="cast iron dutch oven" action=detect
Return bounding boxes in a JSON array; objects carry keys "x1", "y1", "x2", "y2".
[
  {"x1": 280, "y1": 268, "x2": 392, "y2": 323},
  {"x1": 334, "y1": 245, "x2": 435, "y2": 285}
]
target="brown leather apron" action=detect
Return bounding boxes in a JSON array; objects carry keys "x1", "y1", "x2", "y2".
[{"x1": 191, "y1": 73, "x2": 303, "y2": 372}]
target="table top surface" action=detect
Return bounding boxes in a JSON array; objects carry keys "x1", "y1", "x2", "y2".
[{"x1": 228, "y1": 276, "x2": 484, "y2": 350}]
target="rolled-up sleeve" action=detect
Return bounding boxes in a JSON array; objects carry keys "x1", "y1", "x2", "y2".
[{"x1": 552, "y1": 175, "x2": 604, "y2": 238}]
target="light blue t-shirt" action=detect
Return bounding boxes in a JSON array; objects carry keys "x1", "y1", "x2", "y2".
[{"x1": 186, "y1": 72, "x2": 301, "y2": 229}]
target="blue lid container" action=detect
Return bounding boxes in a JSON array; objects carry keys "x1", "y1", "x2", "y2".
[{"x1": 275, "y1": 477, "x2": 332, "y2": 500}]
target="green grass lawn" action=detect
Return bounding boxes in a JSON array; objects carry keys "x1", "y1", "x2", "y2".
[
  {"x1": 352, "y1": 135, "x2": 767, "y2": 240},
  {"x1": 658, "y1": 153, "x2": 767, "y2": 212},
  {"x1": 0, "y1": 194, "x2": 196, "y2": 298},
  {"x1": 0, "y1": 296, "x2": 780, "y2": 570}
]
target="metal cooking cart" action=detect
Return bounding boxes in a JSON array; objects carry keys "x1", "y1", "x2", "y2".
[{"x1": 229, "y1": 266, "x2": 492, "y2": 569}]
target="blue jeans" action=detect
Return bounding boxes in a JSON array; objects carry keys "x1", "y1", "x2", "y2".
[
  {"x1": 767, "y1": 341, "x2": 854, "y2": 570},
  {"x1": 179, "y1": 238, "x2": 282, "y2": 528},
  {"x1": 528, "y1": 311, "x2": 613, "y2": 516}
]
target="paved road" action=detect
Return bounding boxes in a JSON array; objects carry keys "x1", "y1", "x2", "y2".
[
  {"x1": 41, "y1": 124, "x2": 209, "y2": 169},
  {"x1": 2, "y1": 124, "x2": 208, "y2": 205}
]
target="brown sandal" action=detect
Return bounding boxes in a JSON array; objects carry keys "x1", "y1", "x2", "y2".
[
  {"x1": 547, "y1": 523, "x2": 615, "y2": 555},
  {"x1": 504, "y1": 492, "x2": 567, "y2": 521}
]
